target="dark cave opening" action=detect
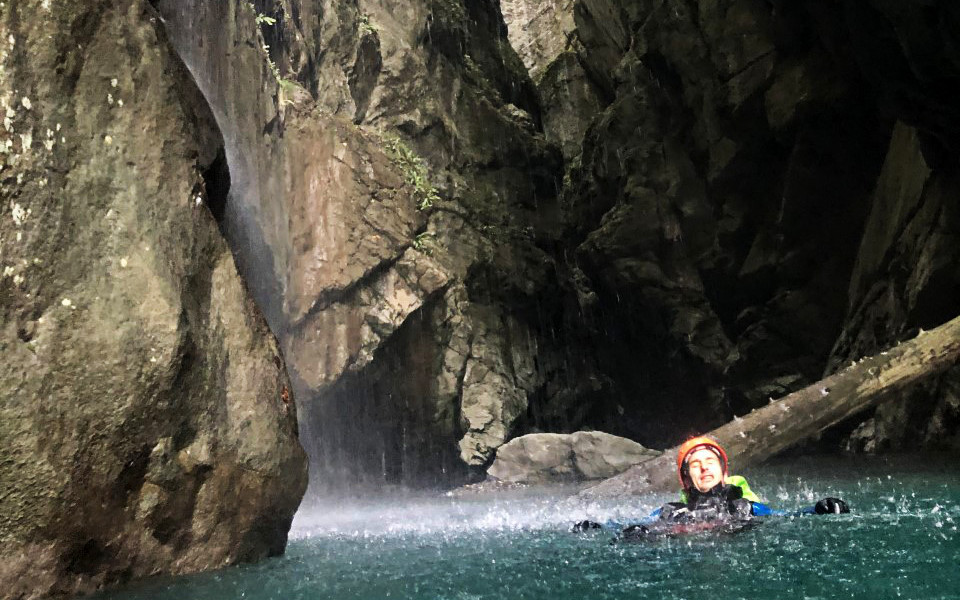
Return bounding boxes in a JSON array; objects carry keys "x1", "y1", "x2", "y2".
[{"x1": 201, "y1": 147, "x2": 230, "y2": 224}]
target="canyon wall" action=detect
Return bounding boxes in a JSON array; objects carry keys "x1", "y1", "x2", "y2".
[
  {"x1": 152, "y1": 0, "x2": 576, "y2": 490},
  {"x1": 3, "y1": 0, "x2": 960, "y2": 595},
  {"x1": 0, "y1": 1, "x2": 307, "y2": 597},
  {"x1": 502, "y1": 0, "x2": 960, "y2": 449}
]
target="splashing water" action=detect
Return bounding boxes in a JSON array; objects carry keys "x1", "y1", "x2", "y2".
[{"x1": 95, "y1": 456, "x2": 960, "y2": 600}]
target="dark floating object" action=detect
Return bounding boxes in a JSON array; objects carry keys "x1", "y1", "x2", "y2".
[{"x1": 617, "y1": 517, "x2": 761, "y2": 542}]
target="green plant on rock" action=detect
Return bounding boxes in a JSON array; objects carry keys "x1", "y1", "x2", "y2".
[
  {"x1": 358, "y1": 13, "x2": 378, "y2": 36},
  {"x1": 263, "y1": 43, "x2": 281, "y2": 83},
  {"x1": 247, "y1": 2, "x2": 281, "y2": 82},
  {"x1": 384, "y1": 136, "x2": 440, "y2": 210},
  {"x1": 412, "y1": 231, "x2": 436, "y2": 253},
  {"x1": 247, "y1": 1, "x2": 278, "y2": 27},
  {"x1": 278, "y1": 77, "x2": 303, "y2": 106}
]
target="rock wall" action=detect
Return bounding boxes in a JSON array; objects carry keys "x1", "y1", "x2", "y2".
[
  {"x1": 832, "y1": 120, "x2": 960, "y2": 450},
  {"x1": 3, "y1": 1, "x2": 958, "y2": 592},
  {"x1": 146, "y1": 0, "x2": 573, "y2": 490},
  {"x1": 147, "y1": 0, "x2": 960, "y2": 501},
  {"x1": 0, "y1": 1, "x2": 307, "y2": 597},
  {"x1": 502, "y1": 0, "x2": 602, "y2": 161},
  {"x1": 285, "y1": 0, "x2": 569, "y2": 487},
  {"x1": 499, "y1": 0, "x2": 960, "y2": 450}
]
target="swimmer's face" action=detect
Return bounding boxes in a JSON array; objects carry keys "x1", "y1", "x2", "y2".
[{"x1": 686, "y1": 447, "x2": 725, "y2": 493}]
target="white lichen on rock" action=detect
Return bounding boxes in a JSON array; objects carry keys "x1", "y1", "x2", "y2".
[{"x1": 10, "y1": 202, "x2": 27, "y2": 225}]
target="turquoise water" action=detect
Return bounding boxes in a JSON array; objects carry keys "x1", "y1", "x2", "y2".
[{"x1": 97, "y1": 456, "x2": 960, "y2": 600}]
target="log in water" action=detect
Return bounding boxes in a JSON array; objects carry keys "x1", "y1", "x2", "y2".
[{"x1": 582, "y1": 315, "x2": 960, "y2": 498}]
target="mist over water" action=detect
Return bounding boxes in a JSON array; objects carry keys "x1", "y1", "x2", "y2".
[
  {"x1": 291, "y1": 485, "x2": 663, "y2": 539},
  {"x1": 97, "y1": 456, "x2": 960, "y2": 600}
]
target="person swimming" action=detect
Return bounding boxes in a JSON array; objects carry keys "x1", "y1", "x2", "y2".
[{"x1": 574, "y1": 436, "x2": 848, "y2": 537}]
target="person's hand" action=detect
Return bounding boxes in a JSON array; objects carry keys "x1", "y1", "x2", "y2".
[
  {"x1": 814, "y1": 497, "x2": 849, "y2": 514},
  {"x1": 572, "y1": 520, "x2": 602, "y2": 532},
  {"x1": 621, "y1": 524, "x2": 650, "y2": 538}
]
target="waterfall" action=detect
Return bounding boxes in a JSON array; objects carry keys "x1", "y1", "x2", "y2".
[{"x1": 153, "y1": 0, "x2": 288, "y2": 333}]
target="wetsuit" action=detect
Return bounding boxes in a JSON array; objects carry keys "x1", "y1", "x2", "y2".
[
  {"x1": 576, "y1": 475, "x2": 846, "y2": 533},
  {"x1": 671, "y1": 474, "x2": 791, "y2": 518}
]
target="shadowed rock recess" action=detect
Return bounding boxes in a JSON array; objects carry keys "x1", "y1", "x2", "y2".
[
  {"x1": 541, "y1": 0, "x2": 960, "y2": 451},
  {"x1": 4, "y1": 0, "x2": 960, "y2": 595}
]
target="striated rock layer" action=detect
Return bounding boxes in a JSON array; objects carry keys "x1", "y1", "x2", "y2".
[{"x1": 0, "y1": 1, "x2": 307, "y2": 597}]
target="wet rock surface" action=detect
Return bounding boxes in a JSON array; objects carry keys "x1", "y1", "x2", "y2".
[
  {"x1": 207, "y1": 0, "x2": 565, "y2": 489},
  {"x1": 502, "y1": 0, "x2": 602, "y2": 162},
  {"x1": 5, "y1": 0, "x2": 960, "y2": 594},
  {"x1": 511, "y1": 0, "x2": 960, "y2": 449},
  {"x1": 0, "y1": 1, "x2": 307, "y2": 597},
  {"x1": 488, "y1": 431, "x2": 660, "y2": 483}
]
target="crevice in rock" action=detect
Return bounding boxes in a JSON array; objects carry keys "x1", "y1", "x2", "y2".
[
  {"x1": 63, "y1": 539, "x2": 107, "y2": 576},
  {"x1": 719, "y1": 49, "x2": 776, "y2": 84},
  {"x1": 201, "y1": 147, "x2": 230, "y2": 226},
  {"x1": 252, "y1": 0, "x2": 285, "y2": 72},
  {"x1": 349, "y1": 32, "x2": 383, "y2": 124},
  {"x1": 451, "y1": 332, "x2": 474, "y2": 451},
  {"x1": 117, "y1": 445, "x2": 153, "y2": 500},
  {"x1": 287, "y1": 250, "x2": 408, "y2": 333}
]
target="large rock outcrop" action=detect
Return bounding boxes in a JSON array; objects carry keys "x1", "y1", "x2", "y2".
[
  {"x1": 150, "y1": 0, "x2": 573, "y2": 489},
  {"x1": 831, "y1": 120, "x2": 960, "y2": 451},
  {"x1": 0, "y1": 1, "x2": 307, "y2": 597},
  {"x1": 149, "y1": 0, "x2": 960, "y2": 497},
  {"x1": 501, "y1": 0, "x2": 603, "y2": 162},
  {"x1": 285, "y1": 0, "x2": 570, "y2": 484}
]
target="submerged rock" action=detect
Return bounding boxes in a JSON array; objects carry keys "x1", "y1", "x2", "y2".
[{"x1": 488, "y1": 432, "x2": 660, "y2": 483}]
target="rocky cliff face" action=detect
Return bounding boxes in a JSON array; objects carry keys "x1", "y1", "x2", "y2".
[
  {"x1": 0, "y1": 1, "x2": 307, "y2": 597},
  {"x1": 503, "y1": 0, "x2": 960, "y2": 450},
  {"x1": 4, "y1": 0, "x2": 960, "y2": 594},
  {"x1": 148, "y1": 0, "x2": 960, "y2": 496},
  {"x1": 147, "y1": 0, "x2": 573, "y2": 490}
]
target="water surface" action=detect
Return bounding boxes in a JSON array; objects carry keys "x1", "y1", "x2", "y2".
[{"x1": 97, "y1": 456, "x2": 960, "y2": 599}]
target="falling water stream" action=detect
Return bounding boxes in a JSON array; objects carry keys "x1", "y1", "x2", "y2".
[{"x1": 95, "y1": 455, "x2": 960, "y2": 599}]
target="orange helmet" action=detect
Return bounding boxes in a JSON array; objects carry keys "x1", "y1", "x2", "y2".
[{"x1": 676, "y1": 436, "x2": 728, "y2": 491}]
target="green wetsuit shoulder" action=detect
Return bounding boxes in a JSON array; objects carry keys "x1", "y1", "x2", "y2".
[{"x1": 679, "y1": 475, "x2": 761, "y2": 503}]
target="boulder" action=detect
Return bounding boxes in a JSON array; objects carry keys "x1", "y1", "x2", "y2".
[
  {"x1": 488, "y1": 432, "x2": 660, "y2": 483},
  {"x1": 0, "y1": 1, "x2": 307, "y2": 597}
]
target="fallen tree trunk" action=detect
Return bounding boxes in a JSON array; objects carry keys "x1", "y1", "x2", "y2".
[{"x1": 580, "y1": 314, "x2": 960, "y2": 498}]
